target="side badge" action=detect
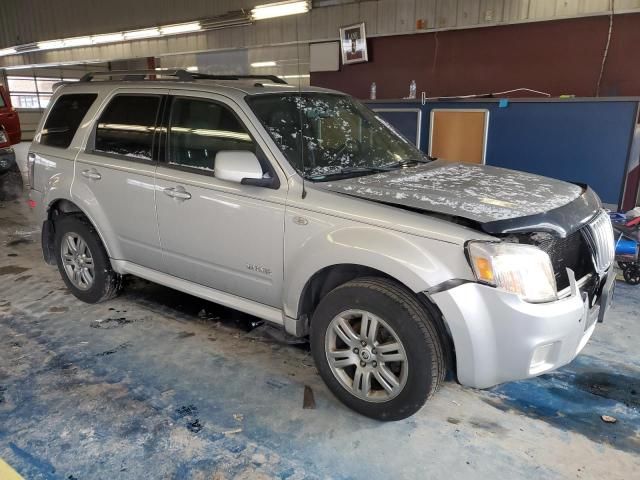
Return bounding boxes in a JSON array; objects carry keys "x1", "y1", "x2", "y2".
[
  {"x1": 292, "y1": 216, "x2": 309, "y2": 226},
  {"x1": 247, "y1": 264, "x2": 272, "y2": 275}
]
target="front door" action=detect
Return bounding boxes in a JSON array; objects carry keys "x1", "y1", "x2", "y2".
[
  {"x1": 154, "y1": 92, "x2": 287, "y2": 308},
  {"x1": 73, "y1": 90, "x2": 166, "y2": 269}
]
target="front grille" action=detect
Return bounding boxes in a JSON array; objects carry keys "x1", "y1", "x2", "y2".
[
  {"x1": 514, "y1": 209, "x2": 614, "y2": 293},
  {"x1": 582, "y1": 211, "x2": 615, "y2": 274},
  {"x1": 522, "y1": 230, "x2": 593, "y2": 291}
]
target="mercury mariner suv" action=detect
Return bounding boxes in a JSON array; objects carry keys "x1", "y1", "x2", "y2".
[{"x1": 28, "y1": 70, "x2": 615, "y2": 420}]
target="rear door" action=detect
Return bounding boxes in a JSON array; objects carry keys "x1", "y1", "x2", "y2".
[
  {"x1": 154, "y1": 91, "x2": 287, "y2": 307},
  {"x1": 72, "y1": 89, "x2": 167, "y2": 269}
]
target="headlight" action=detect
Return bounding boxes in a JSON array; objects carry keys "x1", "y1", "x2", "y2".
[
  {"x1": 467, "y1": 241, "x2": 557, "y2": 303},
  {"x1": 0, "y1": 129, "x2": 7, "y2": 145}
]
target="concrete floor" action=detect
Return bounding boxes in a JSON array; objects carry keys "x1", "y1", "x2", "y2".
[{"x1": 0, "y1": 146, "x2": 639, "y2": 479}]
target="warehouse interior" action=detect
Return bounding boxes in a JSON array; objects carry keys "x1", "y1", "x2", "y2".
[{"x1": 0, "y1": 1, "x2": 639, "y2": 479}]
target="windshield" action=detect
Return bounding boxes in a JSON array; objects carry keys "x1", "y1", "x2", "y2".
[{"x1": 246, "y1": 93, "x2": 427, "y2": 180}]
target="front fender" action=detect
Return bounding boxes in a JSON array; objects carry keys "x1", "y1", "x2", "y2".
[{"x1": 283, "y1": 223, "x2": 473, "y2": 319}]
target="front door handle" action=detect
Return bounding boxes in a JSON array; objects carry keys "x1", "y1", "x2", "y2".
[
  {"x1": 81, "y1": 168, "x2": 102, "y2": 180},
  {"x1": 164, "y1": 186, "x2": 192, "y2": 201}
]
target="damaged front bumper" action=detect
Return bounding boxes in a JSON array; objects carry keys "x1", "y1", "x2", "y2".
[{"x1": 429, "y1": 267, "x2": 615, "y2": 389}]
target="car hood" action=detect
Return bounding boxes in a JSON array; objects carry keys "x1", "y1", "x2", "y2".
[{"x1": 319, "y1": 160, "x2": 599, "y2": 237}]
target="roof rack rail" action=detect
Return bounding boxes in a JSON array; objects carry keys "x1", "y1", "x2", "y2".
[
  {"x1": 79, "y1": 69, "x2": 288, "y2": 84},
  {"x1": 191, "y1": 73, "x2": 288, "y2": 84}
]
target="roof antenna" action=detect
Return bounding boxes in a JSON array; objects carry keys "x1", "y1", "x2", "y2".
[
  {"x1": 298, "y1": 103, "x2": 308, "y2": 199},
  {"x1": 295, "y1": 16, "x2": 307, "y2": 199}
]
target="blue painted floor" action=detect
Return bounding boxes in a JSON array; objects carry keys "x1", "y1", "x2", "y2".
[{"x1": 1, "y1": 199, "x2": 639, "y2": 479}]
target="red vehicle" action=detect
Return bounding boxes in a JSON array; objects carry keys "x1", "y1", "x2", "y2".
[{"x1": 0, "y1": 85, "x2": 21, "y2": 145}]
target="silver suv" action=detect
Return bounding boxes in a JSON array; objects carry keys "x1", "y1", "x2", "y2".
[{"x1": 28, "y1": 70, "x2": 615, "y2": 420}]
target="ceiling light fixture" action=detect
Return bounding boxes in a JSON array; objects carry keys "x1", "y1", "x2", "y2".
[
  {"x1": 251, "y1": 61, "x2": 277, "y2": 67},
  {"x1": 251, "y1": 0, "x2": 310, "y2": 20},
  {"x1": 0, "y1": 11, "x2": 255, "y2": 58},
  {"x1": 155, "y1": 66, "x2": 199, "y2": 72},
  {"x1": 92, "y1": 32, "x2": 124, "y2": 44},
  {"x1": 0, "y1": 48, "x2": 16, "y2": 57},
  {"x1": 64, "y1": 36, "x2": 92, "y2": 47},
  {"x1": 124, "y1": 28, "x2": 161, "y2": 40},
  {"x1": 38, "y1": 40, "x2": 65, "y2": 50},
  {"x1": 201, "y1": 13, "x2": 252, "y2": 30},
  {"x1": 160, "y1": 22, "x2": 202, "y2": 35}
]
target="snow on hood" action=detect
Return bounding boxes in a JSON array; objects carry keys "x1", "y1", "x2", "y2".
[{"x1": 320, "y1": 160, "x2": 583, "y2": 223}]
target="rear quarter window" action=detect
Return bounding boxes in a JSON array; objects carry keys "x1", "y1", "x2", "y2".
[{"x1": 40, "y1": 93, "x2": 97, "y2": 148}]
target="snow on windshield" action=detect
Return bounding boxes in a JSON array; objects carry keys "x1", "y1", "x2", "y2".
[{"x1": 248, "y1": 93, "x2": 424, "y2": 179}]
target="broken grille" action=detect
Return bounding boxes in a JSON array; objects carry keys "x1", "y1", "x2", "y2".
[{"x1": 582, "y1": 210, "x2": 615, "y2": 275}]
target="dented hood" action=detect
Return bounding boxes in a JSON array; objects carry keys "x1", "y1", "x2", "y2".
[{"x1": 320, "y1": 160, "x2": 600, "y2": 236}]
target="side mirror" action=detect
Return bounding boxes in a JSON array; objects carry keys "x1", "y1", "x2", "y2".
[
  {"x1": 214, "y1": 150, "x2": 262, "y2": 183},
  {"x1": 214, "y1": 150, "x2": 279, "y2": 189}
]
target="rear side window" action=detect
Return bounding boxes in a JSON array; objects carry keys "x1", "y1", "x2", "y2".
[
  {"x1": 40, "y1": 94, "x2": 97, "y2": 148},
  {"x1": 167, "y1": 97, "x2": 255, "y2": 171},
  {"x1": 94, "y1": 95, "x2": 160, "y2": 161},
  {"x1": 0, "y1": 92, "x2": 5, "y2": 108}
]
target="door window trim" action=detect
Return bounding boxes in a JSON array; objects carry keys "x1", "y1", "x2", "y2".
[
  {"x1": 159, "y1": 94, "x2": 280, "y2": 189},
  {"x1": 87, "y1": 92, "x2": 163, "y2": 165}
]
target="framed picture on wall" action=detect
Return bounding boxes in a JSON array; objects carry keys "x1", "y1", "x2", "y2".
[{"x1": 339, "y1": 22, "x2": 368, "y2": 65}]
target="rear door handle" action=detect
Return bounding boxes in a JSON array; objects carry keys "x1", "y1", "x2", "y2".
[
  {"x1": 164, "y1": 186, "x2": 191, "y2": 201},
  {"x1": 81, "y1": 169, "x2": 102, "y2": 180}
]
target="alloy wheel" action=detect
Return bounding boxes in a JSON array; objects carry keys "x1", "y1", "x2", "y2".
[
  {"x1": 325, "y1": 309, "x2": 408, "y2": 402},
  {"x1": 61, "y1": 232, "x2": 95, "y2": 291}
]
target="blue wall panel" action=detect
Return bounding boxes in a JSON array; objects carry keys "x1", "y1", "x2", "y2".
[
  {"x1": 365, "y1": 99, "x2": 639, "y2": 207},
  {"x1": 370, "y1": 109, "x2": 421, "y2": 148}
]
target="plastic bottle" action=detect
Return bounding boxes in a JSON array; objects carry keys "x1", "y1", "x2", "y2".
[
  {"x1": 409, "y1": 80, "x2": 417, "y2": 99},
  {"x1": 370, "y1": 82, "x2": 376, "y2": 100}
]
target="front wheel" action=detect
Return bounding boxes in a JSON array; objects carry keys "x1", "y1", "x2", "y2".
[{"x1": 310, "y1": 277, "x2": 446, "y2": 421}]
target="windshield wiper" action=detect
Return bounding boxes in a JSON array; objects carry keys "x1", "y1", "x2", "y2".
[
  {"x1": 306, "y1": 165, "x2": 392, "y2": 181},
  {"x1": 383, "y1": 158, "x2": 431, "y2": 169}
]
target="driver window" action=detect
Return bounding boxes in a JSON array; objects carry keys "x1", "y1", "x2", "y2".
[{"x1": 168, "y1": 98, "x2": 256, "y2": 172}]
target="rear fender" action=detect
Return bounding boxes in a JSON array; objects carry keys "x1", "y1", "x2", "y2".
[{"x1": 65, "y1": 180, "x2": 120, "y2": 259}]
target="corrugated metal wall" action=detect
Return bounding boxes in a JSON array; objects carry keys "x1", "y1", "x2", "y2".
[
  {"x1": 1, "y1": 0, "x2": 640, "y2": 68},
  {"x1": 0, "y1": 0, "x2": 256, "y2": 47}
]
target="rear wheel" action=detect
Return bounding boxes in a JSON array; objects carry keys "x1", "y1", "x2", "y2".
[
  {"x1": 54, "y1": 215, "x2": 122, "y2": 303},
  {"x1": 0, "y1": 163, "x2": 23, "y2": 201},
  {"x1": 310, "y1": 277, "x2": 446, "y2": 421},
  {"x1": 623, "y1": 265, "x2": 640, "y2": 285}
]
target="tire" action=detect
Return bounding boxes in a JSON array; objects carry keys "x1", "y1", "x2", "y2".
[
  {"x1": 0, "y1": 164, "x2": 24, "y2": 201},
  {"x1": 54, "y1": 214, "x2": 122, "y2": 303},
  {"x1": 310, "y1": 277, "x2": 446, "y2": 421},
  {"x1": 623, "y1": 265, "x2": 640, "y2": 285},
  {"x1": 618, "y1": 261, "x2": 630, "y2": 270}
]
